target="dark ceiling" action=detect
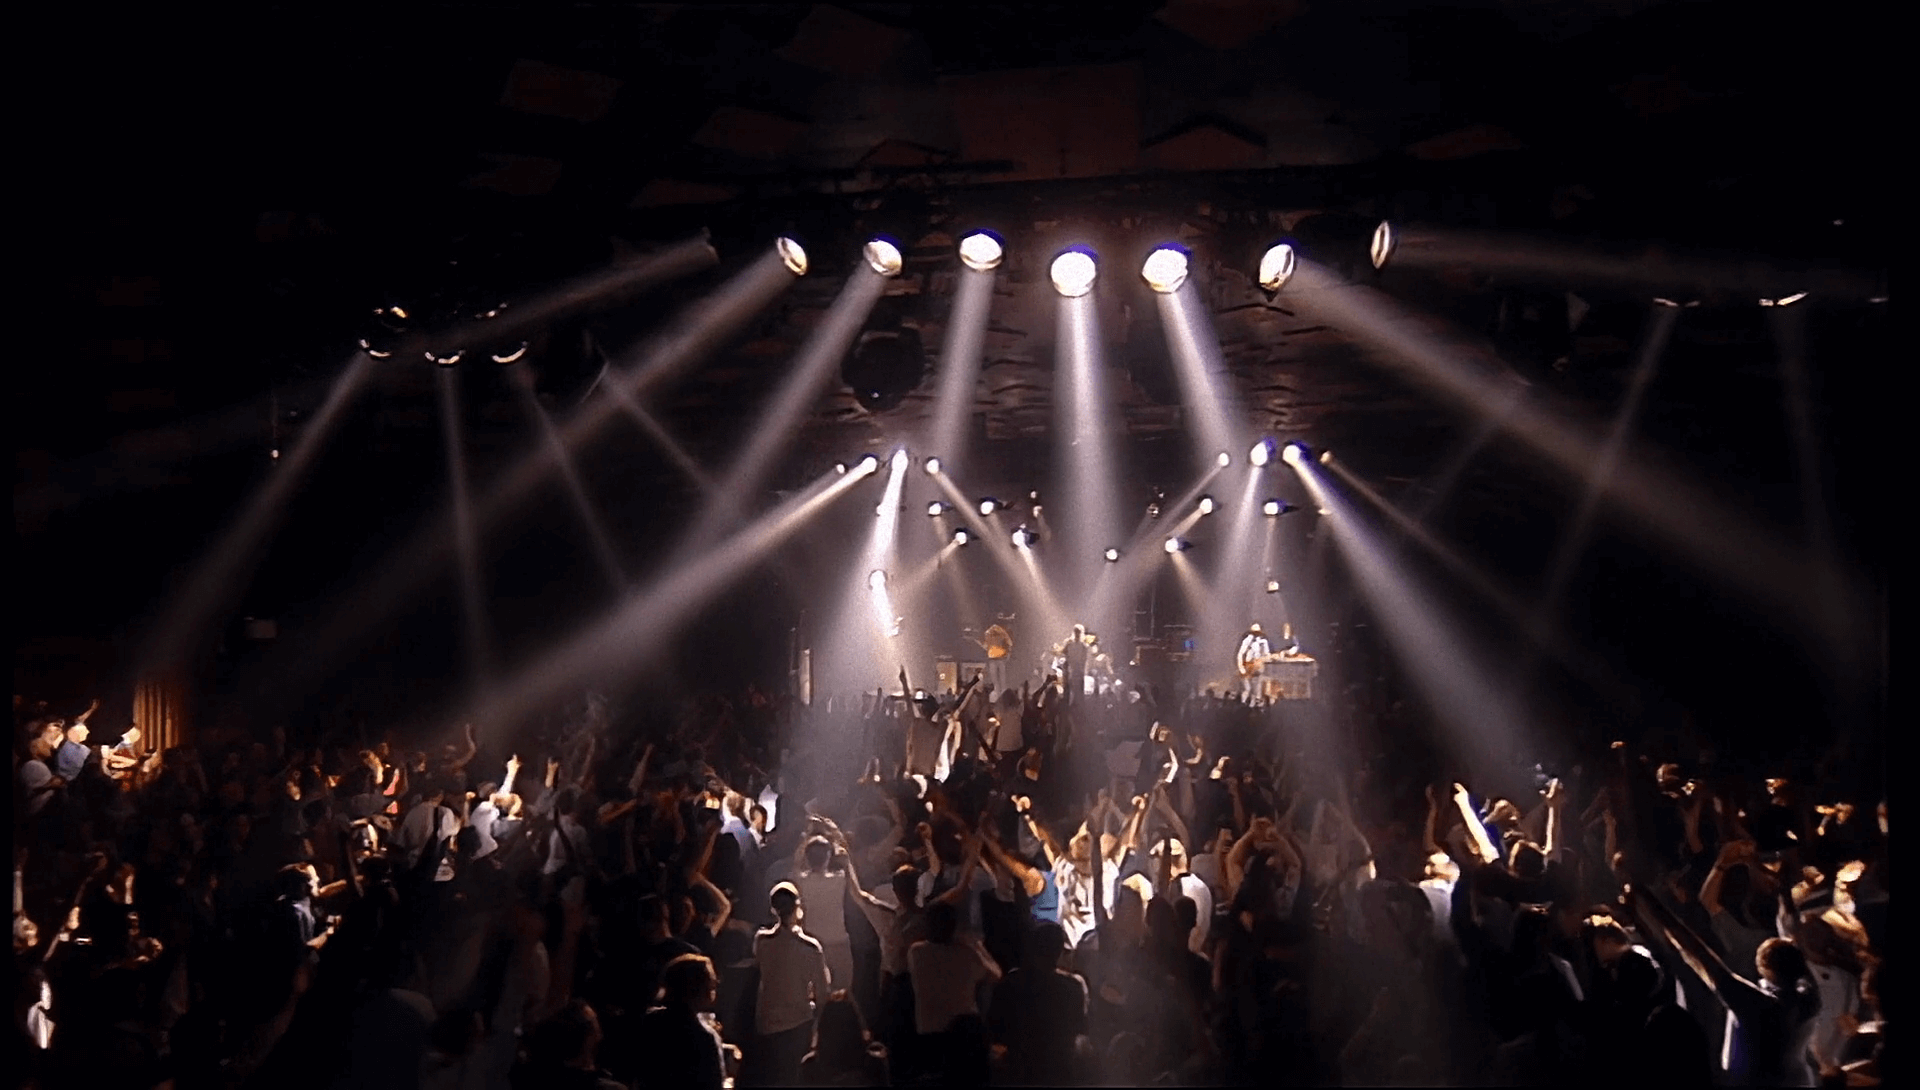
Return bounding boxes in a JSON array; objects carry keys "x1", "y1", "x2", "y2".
[{"x1": 18, "y1": 1, "x2": 1893, "y2": 747}]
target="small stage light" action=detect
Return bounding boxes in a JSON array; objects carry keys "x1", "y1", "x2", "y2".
[
  {"x1": 953, "y1": 528, "x2": 970, "y2": 546},
  {"x1": 1318, "y1": 450, "x2": 1333, "y2": 466},
  {"x1": 1141, "y1": 246, "x2": 1190, "y2": 293},
  {"x1": 1258, "y1": 243, "x2": 1297, "y2": 292},
  {"x1": 429, "y1": 350, "x2": 464, "y2": 367},
  {"x1": 357, "y1": 337, "x2": 393, "y2": 359},
  {"x1": 869, "y1": 569, "x2": 889, "y2": 592},
  {"x1": 1266, "y1": 579, "x2": 1281, "y2": 593},
  {"x1": 1011, "y1": 527, "x2": 1036, "y2": 549},
  {"x1": 1250, "y1": 439, "x2": 1273, "y2": 467},
  {"x1": 891, "y1": 448, "x2": 910, "y2": 472},
  {"x1": 859, "y1": 455, "x2": 881, "y2": 473},
  {"x1": 1653, "y1": 297, "x2": 1701, "y2": 309},
  {"x1": 865, "y1": 238, "x2": 904, "y2": 277},
  {"x1": 836, "y1": 462, "x2": 848, "y2": 475},
  {"x1": 924, "y1": 456, "x2": 941, "y2": 475},
  {"x1": 1263, "y1": 499, "x2": 1282, "y2": 517},
  {"x1": 491, "y1": 342, "x2": 530, "y2": 364},
  {"x1": 777, "y1": 237, "x2": 809, "y2": 276},
  {"x1": 928, "y1": 501, "x2": 945, "y2": 517},
  {"x1": 979, "y1": 498, "x2": 999, "y2": 516},
  {"x1": 1164, "y1": 537, "x2": 1188, "y2": 554},
  {"x1": 1146, "y1": 503, "x2": 1161, "y2": 519},
  {"x1": 1280, "y1": 442, "x2": 1310, "y2": 466},
  {"x1": 959, "y1": 231, "x2": 1004, "y2": 272},
  {"x1": 1198, "y1": 495, "x2": 1216, "y2": 515},
  {"x1": 1050, "y1": 249, "x2": 1097, "y2": 298},
  {"x1": 1031, "y1": 505, "x2": 1043, "y2": 518},
  {"x1": 1104, "y1": 547, "x2": 1121, "y2": 562},
  {"x1": 1217, "y1": 451, "x2": 1232, "y2": 468},
  {"x1": 1759, "y1": 292, "x2": 1808, "y2": 307},
  {"x1": 1370, "y1": 221, "x2": 1396, "y2": 269}
]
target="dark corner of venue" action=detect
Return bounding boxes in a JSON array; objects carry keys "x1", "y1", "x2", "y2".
[{"x1": 17, "y1": 2, "x2": 1891, "y2": 1088}]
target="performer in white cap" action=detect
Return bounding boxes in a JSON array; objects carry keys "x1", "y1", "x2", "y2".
[{"x1": 1236, "y1": 623, "x2": 1272, "y2": 703}]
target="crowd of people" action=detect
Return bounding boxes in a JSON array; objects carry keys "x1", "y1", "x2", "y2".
[{"x1": 12, "y1": 666, "x2": 1888, "y2": 1087}]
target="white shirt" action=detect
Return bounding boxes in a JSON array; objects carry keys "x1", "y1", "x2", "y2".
[
  {"x1": 907, "y1": 939, "x2": 1001, "y2": 1035},
  {"x1": 397, "y1": 803, "x2": 458, "y2": 869},
  {"x1": 541, "y1": 815, "x2": 591, "y2": 876},
  {"x1": 1237, "y1": 634, "x2": 1271, "y2": 671},
  {"x1": 468, "y1": 801, "x2": 501, "y2": 860},
  {"x1": 1053, "y1": 857, "x2": 1118, "y2": 950},
  {"x1": 1419, "y1": 878, "x2": 1455, "y2": 942},
  {"x1": 753, "y1": 924, "x2": 830, "y2": 1035},
  {"x1": 1168, "y1": 873, "x2": 1213, "y2": 956}
]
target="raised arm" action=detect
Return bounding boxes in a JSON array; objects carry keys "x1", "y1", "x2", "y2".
[
  {"x1": 500, "y1": 754, "x2": 522, "y2": 800},
  {"x1": 1422, "y1": 785, "x2": 1446, "y2": 857},
  {"x1": 1014, "y1": 795, "x2": 1067, "y2": 868},
  {"x1": 449, "y1": 723, "x2": 479, "y2": 772},
  {"x1": 1699, "y1": 837, "x2": 1756, "y2": 917},
  {"x1": 627, "y1": 743, "x2": 655, "y2": 796},
  {"x1": 1453, "y1": 783, "x2": 1501, "y2": 866},
  {"x1": 1627, "y1": 882, "x2": 1758, "y2": 1012}
]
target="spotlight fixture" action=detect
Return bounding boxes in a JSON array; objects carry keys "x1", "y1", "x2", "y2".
[
  {"x1": 1370, "y1": 221, "x2": 1396, "y2": 269},
  {"x1": 1164, "y1": 537, "x2": 1189, "y2": 554},
  {"x1": 1653, "y1": 297, "x2": 1701, "y2": 309},
  {"x1": 490, "y1": 342, "x2": 529, "y2": 364},
  {"x1": 928, "y1": 502, "x2": 946, "y2": 517},
  {"x1": 1104, "y1": 547, "x2": 1121, "y2": 562},
  {"x1": 953, "y1": 528, "x2": 970, "y2": 546},
  {"x1": 835, "y1": 462, "x2": 848, "y2": 475},
  {"x1": 1280, "y1": 442, "x2": 1311, "y2": 467},
  {"x1": 1265, "y1": 579, "x2": 1281, "y2": 594},
  {"x1": 924, "y1": 456, "x2": 941, "y2": 475},
  {"x1": 1217, "y1": 451, "x2": 1231, "y2": 468},
  {"x1": 979, "y1": 498, "x2": 999, "y2": 516},
  {"x1": 1011, "y1": 527, "x2": 1036, "y2": 549},
  {"x1": 1050, "y1": 249, "x2": 1097, "y2": 298},
  {"x1": 864, "y1": 238, "x2": 904, "y2": 277},
  {"x1": 868, "y1": 569, "x2": 889, "y2": 592},
  {"x1": 777, "y1": 236, "x2": 809, "y2": 276},
  {"x1": 1760, "y1": 292, "x2": 1809, "y2": 307},
  {"x1": 1031, "y1": 505, "x2": 1043, "y2": 518},
  {"x1": 1198, "y1": 495, "x2": 1216, "y2": 516},
  {"x1": 1258, "y1": 243, "x2": 1297, "y2": 292},
  {"x1": 1141, "y1": 246, "x2": 1190, "y2": 293},
  {"x1": 1146, "y1": 503, "x2": 1161, "y2": 519},
  {"x1": 357, "y1": 337, "x2": 393, "y2": 359},
  {"x1": 1249, "y1": 439, "x2": 1273, "y2": 467},
  {"x1": 428, "y1": 349, "x2": 464, "y2": 367},
  {"x1": 890, "y1": 448, "x2": 910, "y2": 472},
  {"x1": 859, "y1": 454, "x2": 881, "y2": 473},
  {"x1": 958, "y1": 231, "x2": 1004, "y2": 272},
  {"x1": 1318, "y1": 450, "x2": 1333, "y2": 466},
  {"x1": 1263, "y1": 499, "x2": 1282, "y2": 517}
]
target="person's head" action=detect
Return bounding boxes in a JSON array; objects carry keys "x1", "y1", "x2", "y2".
[
  {"x1": 1586, "y1": 915, "x2": 1633, "y2": 967},
  {"x1": 770, "y1": 882, "x2": 802, "y2": 926},
  {"x1": 1150, "y1": 837, "x2": 1189, "y2": 877},
  {"x1": 1424, "y1": 851, "x2": 1460, "y2": 883},
  {"x1": 1024, "y1": 921, "x2": 1068, "y2": 969},
  {"x1": 1756, "y1": 937, "x2": 1809, "y2": 989},
  {"x1": 804, "y1": 836, "x2": 833, "y2": 874},
  {"x1": 1508, "y1": 840, "x2": 1547, "y2": 880},
  {"x1": 749, "y1": 804, "x2": 768, "y2": 833},
  {"x1": 891, "y1": 865, "x2": 921, "y2": 909},
  {"x1": 277, "y1": 863, "x2": 319, "y2": 902},
  {"x1": 528, "y1": 1000, "x2": 602, "y2": 1069},
  {"x1": 924, "y1": 901, "x2": 959, "y2": 944},
  {"x1": 1145, "y1": 896, "x2": 1182, "y2": 949},
  {"x1": 810, "y1": 992, "x2": 870, "y2": 1062},
  {"x1": 658, "y1": 953, "x2": 718, "y2": 1010},
  {"x1": 64, "y1": 721, "x2": 88, "y2": 746}
]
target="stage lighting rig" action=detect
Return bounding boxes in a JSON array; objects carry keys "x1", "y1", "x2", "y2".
[
  {"x1": 777, "y1": 237, "x2": 809, "y2": 276},
  {"x1": 1050, "y1": 249, "x2": 1097, "y2": 298},
  {"x1": 1258, "y1": 243, "x2": 1297, "y2": 292},
  {"x1": 1141, "y1": 246, "x2": 1190, "y2": 294},
  {"x1": 864, "y1": 238, "x2": 904, "y2": 277},
  {"x1": 959, "y1": 231, "x2": 1004, "y2": 272}
]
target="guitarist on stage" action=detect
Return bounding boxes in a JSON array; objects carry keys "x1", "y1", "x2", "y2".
[{"x1": 1236, "y1": 623, "x2": 1272, "y2": 703}]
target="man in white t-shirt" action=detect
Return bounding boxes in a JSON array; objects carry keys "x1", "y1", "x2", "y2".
[
  {"x1": 907, "y1": 901, "x2": 1002, "y2": 1035},
  {"x1": 790, "y1": 836, "x2": 855, "y2": 993},
  {"x1": 752, "y1": 883, "x2": 830, "y2": 1087}
]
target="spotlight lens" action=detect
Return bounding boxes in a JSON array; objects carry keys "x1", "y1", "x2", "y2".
[
  {"x1": 891, "y1": 449, "x2": 910, "y2": 472},
  {"x1": 1259, "y1": 243, "x2": 1297, "y2": 291},
  {"x1": 860, "y1": 455, "x2": 881, "y2": 472},
  {"x1": 1777, "y1": 291, "x2": 1808, "y2": 306},
  {"x1": 953, "y1": 529, "x2": 970, "y2": 545},
  {"x1": 864, "y1": 238, "x2": 903, "y2": 277},
  {"x1": 836, "y1": 462, "x2": 848, "y2": 475},
  {"x1": 1266, "y1": 579, "x2": 1281, "y2": 593},
  {"x1": 1141, "y1": 247, "x2": 1190, "y2": 293},
  {"x1": 1263, "y1": 499, "x2": 1281, "y2": 517},
  {"x1": 869, "y1": 570, "x2": 888, "y2": 591},
  {"x1": 979, "y1": 499, "x2": 997, "y2": 516},
  {"x1": 1250, "y1": 439, "x2": 1272, "y2": 467},
  {"x1": 1198, "y1": 496, "x2": 1216, "y2": 515},
  {"x1": 1164, "y1": 537, "x2": 1185, "y2": 554},
  {"x1": 1281, "y1": 442, "x2": 1309, "y2": 466},
  {"x1": 1049, "y1": 250, "x2": 1097, "y2": 298},
  {"x1": 777, "y1": 236, "x2": 809, "y2": 276},
  {"x1": 491, "y1": 342, "x2": 530, "y2": 364},
  {"x1": 928, "y1": 502, "x2": 944, "y2": 517},
  {"x1": 958, "y1": 232, "x2": 1004, "y2": 272},
  {"x1": 1370, "y1": 221, "x2": 1396, "y2": 270},
  {"x1": 429, "y1": 350, "x2": 464, "y2": 367},
  {"x1": 924, "y1": 456, "x2": 941, "y2": 475},
  {"x1": 1318, "y1": 450, "x2": 1333, "y2": 466},
  {"x1": 1217, "y1": 451, "x2": 1231, "y2": 468},
  {"x1": 1104, "y1": 548, "x2": 1121, "y2": 562},
  {"x1": 1011, "y1": 528, "x2": 1030, "y2": 548}
]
